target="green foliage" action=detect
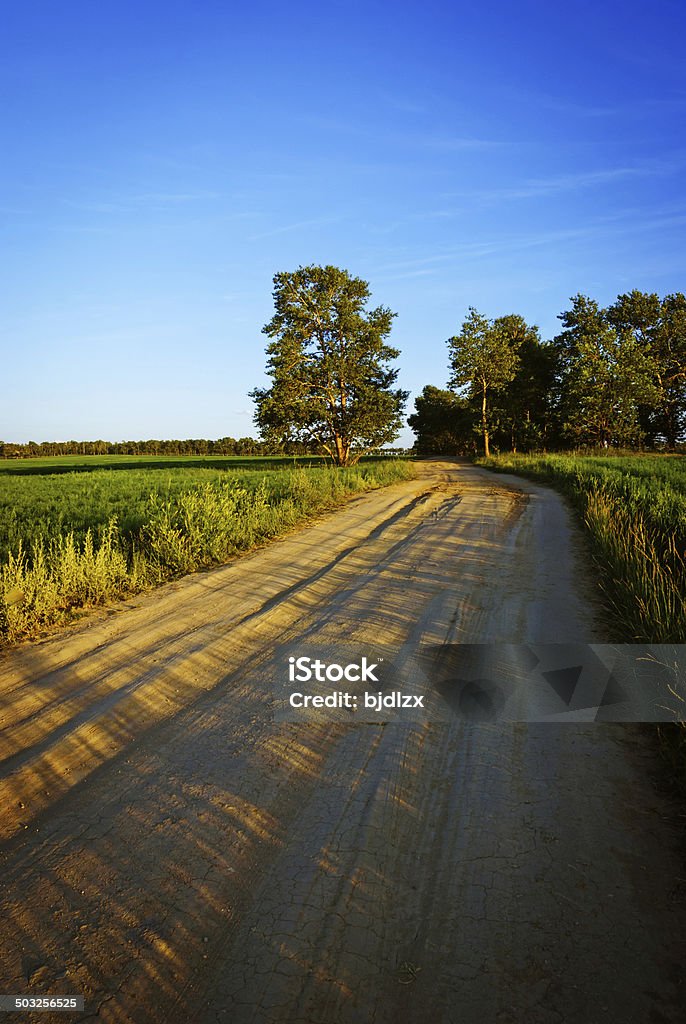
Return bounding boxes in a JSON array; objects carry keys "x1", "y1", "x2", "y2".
[
  {"x1": 606, "y1": 290, "x2": 686, "y2": 447},
  {"x1": 555, "y1": 294, "x2": 661, "y2": 447},
  {"x1": 447, "y1": 309, "x2": 539, "y2": 457},
  {"x1": 489, "y1": 335, "x2": 561, "y2": 452},
  {"x1": 142, "y1": 482, "x2": 275, "y2": 575},
  {"x1": 554, "y1": 290, "x2": 686, "y2": 448},
  {"x1": 410, "y1": 288, "x2": 686, "y2": 459},
  {"x1": 407, "y1": 386, "x2": 478, "y2": 456},
  {"x1": 0, "y1": 436, "x2": 292, "y2": 458},
  {"x1": 251, "y1": 265, "x2": 408, "y2": 465},
  {"x1": 0, "y1": 460, "x2": 415, "y2": 644},
  {"x1": 2, "y1": 521, "x2": 130, "y2": 637},
  {"x1": 448, "y1": 308, "x2": 525, "y2": 395},
  {"x1": 0, "y1": 457, "x2": 338, "y2": 564}
]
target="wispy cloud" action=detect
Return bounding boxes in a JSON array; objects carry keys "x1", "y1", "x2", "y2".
[
  {"x1": 62, "y1": 189, "x2": 222, "y2": 214},
  {"x1": 386, "y1": 131, "x2": 498, "y2": 153},
  {"x1": 377, "y1": 92, "x2": 428, "y2": 116},
  {"x1": 523, "y1": 91, "x2": 686, "y2": 120},
  {"x1": 128, "y1": 191, "x2": 221, "y2": 203},
  {"x1": 0, "y1": 204, "x2": 32, "y2": 217},
  {"x1": 444, "y1": 159, "x2": 681, "y2": 205},
  {"x1": 247, "y1": 216, "x2": 343, "y2": 242},
  {"x1": 370, "y1": 201, "x2": 686, "y2": 281},
  {"x1": 373, "y1": 267, "x2": 440, "y2": 283},
  {"x1": 61, "y1": 199, "x2": 127, "y2": 215},
  {"x1": 295, "y1": 112, "x2": 499, "y2": 154}
]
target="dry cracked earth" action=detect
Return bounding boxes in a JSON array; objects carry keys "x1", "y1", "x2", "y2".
[{"x1": 0, "y1": 460, "x2": 684, "y2": 1023}]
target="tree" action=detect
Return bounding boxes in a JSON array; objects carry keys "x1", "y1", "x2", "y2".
[
  {"x1": 607, "y1": 290, "x2": 686, "y2": 448},
  {"x1": 555, "y1": 294, "x2": 661, "y2": 447},
  {"x1": 447, "y1": 309, "x2": 529, "y2": 457},
  {"x1": 407, "y1": 386, "x2": 477, "y2": 455},
  {"x1": 250, "y1": 265, "x2": 408, "y2": 465},
  {"x1": 490, "y1": 334, "x2": 560, "y2": 452}
]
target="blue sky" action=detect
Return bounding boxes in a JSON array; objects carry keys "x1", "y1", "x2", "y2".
[{"x1": 2, "y1": 0, "x2": 685, "y2": 446}]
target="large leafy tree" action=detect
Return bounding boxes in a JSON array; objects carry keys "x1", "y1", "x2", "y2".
[
  {"x1": 555, "y1": 294, "x2": 661, "y2": 447},
  {"x1": 657, "y1": 293, "x2": 686, "y2": 446},
  {"x1": 447, "y1": 309, "x2": 531, "y2": 457},
  {"x1": 250, "y1": 265, "x2": 408, "y2": 466},
  {"x1": 607, "y1": 290, "x2": 686, "y2": 447},
  {"x1": 489, "y1": 333, "x2": 559, "y2": 452}
]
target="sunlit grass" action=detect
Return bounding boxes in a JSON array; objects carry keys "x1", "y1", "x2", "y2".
[{"x1": 0, "y1": 461, "x2": 415, "y2": 643}]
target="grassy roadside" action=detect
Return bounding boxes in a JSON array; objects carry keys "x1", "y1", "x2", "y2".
[
  {"x1": 0, "y1": 461, "x2": 415, "y2": 646},
  {"x1": 478, "y1": 452, "x2": 686, "y2": 789}
]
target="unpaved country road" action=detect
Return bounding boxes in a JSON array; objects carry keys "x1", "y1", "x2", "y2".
[{"x1": 0, "y1": 460, "x2": 684, "y2": 1024}]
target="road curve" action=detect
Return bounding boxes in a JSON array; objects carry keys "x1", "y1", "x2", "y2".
[{"x1": 0, "y1": 460, "x2": 684, "y2": 1023}]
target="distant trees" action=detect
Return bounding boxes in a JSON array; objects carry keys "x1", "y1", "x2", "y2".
[
  {"x1": 606, "y1": 291, "x2": 686, "y2": 447},
  {"x1": 490, "y1": 332, "x2": 560, "y2": 452},
  {"x1": 6, "y1": 285, "x2": 684, "y2": 464},
  {"x1": 554, "y1": 294, "x2": 661, "y2": 447},
  {"x1": 447, "y1": 309, "x2": 539, "y2": 457},
  {"x1": 0, "y1": 436, "x2": 287, "y2": 459},
  {"x1": 408, "y1": 387, "x2": 477, "y2": 456},
  {"x1": 250, "y1": 265, "x2": 408, "y2": 466},
  {"x1": 409, "y1": 288, "x2": 685, "y2": 456},
  {"x1": 555, "y1": 291, "x2": 686, "y2": 448}
]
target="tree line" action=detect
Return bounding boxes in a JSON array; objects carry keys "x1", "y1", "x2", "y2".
[
  {"x1": 0, "y1": 436, "x2": 412, "y2": 460},
  {"x1": 410, "y1": 290, "x2": 686, "y2": 456},
  {"x1": 5, "y1": 268, "x2": 685, "y2": 464},
  {"x1": 252, "y1": 268, "x2": 685, "y2": 462},
  {"x1": 0, "y1": 437, "x2": 313, "y2": 459}
]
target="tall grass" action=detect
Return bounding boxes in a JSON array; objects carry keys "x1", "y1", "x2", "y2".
[
  {"x1": 0, "y1": 461, "x2": 414, "y2": 644},
  {"x1": 583, "y1": 486, "x2": 686, "y2": 642},
  {"x1": 0, "y1": 462, "x2": 325, "y2": 564}
]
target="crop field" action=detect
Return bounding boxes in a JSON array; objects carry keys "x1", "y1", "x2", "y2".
[
  {"x1": 0, "y1": 455, "x2": 415, "y2": 643},
  {"x1": 0, "y1": 455, "x2": 343, "y2": 562},
  {"x1": 479, "y1": 453, "x2": 686, "y2": 645}
]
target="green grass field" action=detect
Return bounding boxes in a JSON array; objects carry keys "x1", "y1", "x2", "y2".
[
  {"x1": 0, "y1": 454, "x2": 332, "y2": 474},
  {"x1": 0, "y1": 455, "x2": 338, "y2": 564},
  {"x1": 0, "y1": 455, "x2": 414, "y2": 643}
]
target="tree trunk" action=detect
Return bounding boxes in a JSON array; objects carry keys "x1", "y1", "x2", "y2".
[
  {"x1": 665, "y1": 404, "x2": 678, "y2": 450},
  {"x1": 333, "y1": 433, "x2": 349, "y2": 466},
  {"x1": 482, "y1": 384, "x2": 490, "y2": 458}
]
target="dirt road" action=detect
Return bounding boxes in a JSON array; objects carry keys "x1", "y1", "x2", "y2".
[{"x1": 0, "y1": 461, "x2": 684, "y2": 1023}]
